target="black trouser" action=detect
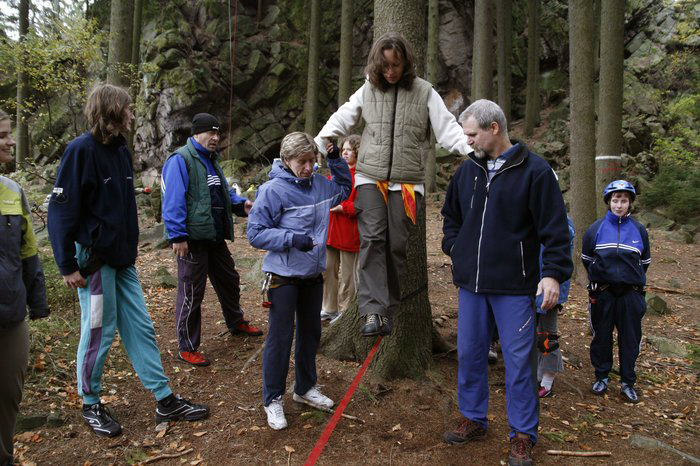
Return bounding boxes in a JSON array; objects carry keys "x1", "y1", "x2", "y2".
[
  {"x1": 0, "y1": 320, "x2": 28, "y2": 465},
  {"x1": 262, "y1": 275, "x2": 323, "y2": 406},
  {"x1": 175, "y1": 240, "x2": 244, "y2": 352},
  {"x1": 589, "y1": 288, "x2": 646, "y2": 385}
]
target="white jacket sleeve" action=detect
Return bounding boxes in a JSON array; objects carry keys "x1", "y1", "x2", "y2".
[
  {"x1": 428, "y1": 89, "x2": 472, "y2": 156},
  {"x1": 314, "y1": 82, "x2": 366, "y2": 155}
]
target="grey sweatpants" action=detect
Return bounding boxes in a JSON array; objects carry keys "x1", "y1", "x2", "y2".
[{"x1": 0, "y1": 320, "x2": 29, "y2": 465}]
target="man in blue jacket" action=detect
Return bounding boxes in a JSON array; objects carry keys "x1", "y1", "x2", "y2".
[
  {"x1": 161, "y1": 113, "x2": 262, "y2": 367},
  {"x1": 48, "y1": 84, "x2": 209, "y2": 438},
  {"x1": 441, "y1": 99, "x2": 572, "y2": 466}
]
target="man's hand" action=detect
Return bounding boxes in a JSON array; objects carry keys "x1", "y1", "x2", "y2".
[
  {"x1": 536, "y1": 277, "x2": 560, "y2": 311},
  {"x1": 325, "y1": 142, "x2": 340, "y2": 159},
  {"x1": 63, "y1": 271, "x2": 86, "y2": 289},
  {"x1": 172, "y1": 241, "x2": 189, "y2": 257},
  {"x1": 244, "y1": 200, "x2": 253, "y2": 215},
  {"x1": 330, "y1": 205, "x2": 343, "y2": 214}
]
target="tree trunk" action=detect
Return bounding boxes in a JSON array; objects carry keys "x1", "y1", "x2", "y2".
[
  {"x1": 596, "y1": 0, "x2": 624, "y2": 216},
  {"x1": 425, "y1": 0, "x2": 439, "y2": 193},
  {"x1": 569, "y1": 0, "x2": 597, "y2": 283},
  {"x1": 496, "y1": 0, "x2": 512, "y2": 122},
  {"x1": 131, "y1": 0, "x2": 144, "y2": 67},
  {"x1": 320, "y1": 200, "x2": 434, "y2": 380},
  {"x1": 107, "y1": 0, "x2": 134, "y2": 87},
  {"x1": 304, "y1": 0, "x2": 321, "y2": 135},
  {"x1": 373, "y1": 0, "x2": 424, "y2": 75},
  {"x1": 320, "y1": 0, "x2": 435, "y2": 381},
  {"x1": 471, "y1": 0, "x2": 493, "y2": 101},
  {"x1": 338, "y1": 0, "x2": 353, "y2": 106},
  {"x1": 524, "y1": 0, "x2": 539, "y2": 136},
  {"x1": 15, "y1": 0, "x2": 30, "y2": 168}
]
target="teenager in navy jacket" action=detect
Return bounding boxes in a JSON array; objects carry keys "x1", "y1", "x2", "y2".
[
  {"x1": 582, "y1": 180, "x2": 651, "y2": 403},
  {"x1": 441, "y1": 100, "x2": 572, "y2": 466},
  {"x1": 247, "y1": 132, "x2": 351, "y2": 430},
  {"x1": 48, "y1": 84, "x2": 209, "y2": 438}
]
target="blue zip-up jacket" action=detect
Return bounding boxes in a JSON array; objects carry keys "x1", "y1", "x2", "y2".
[
  {"x1": 161, "y1": 137, "x2": 249, "y2": 243},
  {"x1": 581, "y1": 211, "x2": 651, "y2": 286},
  {"x1": 441, "y1": 141, "x2": 573, "y2": 294},
  {"x1": 247, "y1": 157, "x2": 352, "y2": 278},
  {"x1": 48, "y1": 133, "x2": 139, "y2": 275}
]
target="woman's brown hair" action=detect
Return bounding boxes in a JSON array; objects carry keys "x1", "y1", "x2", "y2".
[
  {"x1": 84, "y1": 83, "x2": 131, "y2": 144},
  {"x1": 0, "y1": 109, "x2": 10, "y2": 122},
  {"x1": 364, "y1": 32, "x2": 416, "y2": 92}
]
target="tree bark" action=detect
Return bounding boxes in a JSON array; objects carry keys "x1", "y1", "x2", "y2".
[
  {"x1": 569, "y1": 0, "x2": 597, "y2": 283},
  {"x1": 131, "y1": 0, "x2": 144, "y2": 67},
  {"x1": 373, "y1": 0, "x2": 424, "y2": 75},
  {"x1": 524, "y1": 0, "x2": 539, "y2": 136},
  {"x1": 304, "y1": 0, "x2": 321, "y2": 135},
  {"x1": 496, "y1": 0, "x2": 512, "y2": 122},
  {"x1": 471, "y1": 0, "x2": 493, "y2": 101},
  {"x1": 15, "y1": 0, "x2": 30, "y2": 168},
  {"x1": 596, "y1": 0, "x2": 624, "y2": 216},
  {"x1": 425, "y1": 0, "x2": 439, "y2": 193},
  {"x1": 320, "y1": 0, "x2": 433, "y2": 380},
  {"x1": 107, "y1": 0, "x2": 134, "y2": 87},
  {"x1": 338, "y1": 0, "x2": 353, "y2": 106}
]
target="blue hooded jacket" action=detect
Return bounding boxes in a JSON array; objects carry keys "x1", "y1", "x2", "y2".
[{"x1": 247, "y1": 157, "x2": 352, "y2": 278}]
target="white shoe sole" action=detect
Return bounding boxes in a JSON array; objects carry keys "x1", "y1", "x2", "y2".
[{"x1": 292, "y1": 393, "x2": 333, "y2": 410}]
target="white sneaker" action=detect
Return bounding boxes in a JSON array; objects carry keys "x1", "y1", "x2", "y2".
[
  {"x1": 320, "y1": 310, "x2": 338, "y2": 321},
  {"x1": 264, "y1": 397, "x2": 287, "y2": 430},
  {"x1": 293, "y1": 386, "x2": 334, "y2": 410}
]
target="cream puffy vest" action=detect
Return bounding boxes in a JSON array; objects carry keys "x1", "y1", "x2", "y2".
[{"x1": 357, "y1": 77, "x2": 433, "y2": 183}]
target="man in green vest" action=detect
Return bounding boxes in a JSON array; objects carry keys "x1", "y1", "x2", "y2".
[{"x1": 162, "y1": 113, "x2": 262, "y2": 367}]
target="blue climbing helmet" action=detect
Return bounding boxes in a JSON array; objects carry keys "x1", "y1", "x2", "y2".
[{"x1": 603, "y1": 180, "x2": 636, "y2": 203}]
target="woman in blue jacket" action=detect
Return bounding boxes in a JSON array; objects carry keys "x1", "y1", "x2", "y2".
[{"x1": 247, "y1": 132, "x2": 351, "y2": 430}]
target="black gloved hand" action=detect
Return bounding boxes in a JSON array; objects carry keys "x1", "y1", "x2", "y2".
[
  {"x1": 292, "y1": 234, "x2": 315, "y2": 251},
  {"x1": 327, "y1": 143, "x2": 340, "y2": 159},
  {"x1": 537, "y1": 332, "x2": 560, "y2": 354}
]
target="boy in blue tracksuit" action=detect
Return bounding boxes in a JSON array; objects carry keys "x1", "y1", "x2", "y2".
[
  {"x1": 582, "y1": 180, "x2": 651, "y2": 403},
  {"x1": 247, "y1": 132, "x2": 351, "y2": 430},
  {"x1": 48, "y1": 84, "x2": 209, "y2": 438}
]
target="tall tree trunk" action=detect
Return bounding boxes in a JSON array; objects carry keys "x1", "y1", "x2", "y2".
[
  {"x1": 524, "y1": 0, "x2": 539, "y2": 136},
  {"x1": 15, "y1": 0, "x2": 30, "y2": 168},
  {"x1": 304, "y1": 0, "x2": 321, "y2": 135},
  {"x1": 320, "y1": 0, "x2": 435, "y2": 381},
  {"x1": 569, "y1": 0, "x2": 597, "y2": 283},
  {"x1": 471, "y1": 0, "x2": 493, "y2": 101},
  {"x1": 425, "y1": 0, "x2": 439, "y2": 193},
  {"x1": 373, "y1": 0, "x2": 424, "y2": 75},
  {"x1": 107, "y1": 0, "x2": 134, "y2": 87},
  {"x1": 496, "y1": 0, "x2": 512, "y2": 122},
  {"x1": 131, "y1": 0, "x2": 144, "y2": 68},
  {"x1": 596, "y1": 0, "x2": 624, "y2": 216},
  {"x1": 338, "y1": 0, "x2": 353, "y2": 106}
]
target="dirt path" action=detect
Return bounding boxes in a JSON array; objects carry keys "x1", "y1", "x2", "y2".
[{"x1": 15, "y1": 197, "x2": 700, "y2": 465}]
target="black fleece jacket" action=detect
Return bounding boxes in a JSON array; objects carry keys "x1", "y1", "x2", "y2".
[{"x1": 441, "y1": 141, "x2": 573, "y2": 294}]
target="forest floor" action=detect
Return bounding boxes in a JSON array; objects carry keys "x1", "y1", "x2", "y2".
[{"x1": 13, "y1": 195, "x2": 700, "y2": 466}]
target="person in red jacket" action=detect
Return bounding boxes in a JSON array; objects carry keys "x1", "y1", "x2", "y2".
[{"x1": 321, "y1": 135, "x2": 361, "y2": 322}]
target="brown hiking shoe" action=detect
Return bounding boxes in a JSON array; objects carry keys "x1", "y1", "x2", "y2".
[
  {"x1": 443, "y1": 418, "x2": 487, "y2": 444},
  {"x1": 508, "y1": 435, "x2": 533, "y2": 466}
]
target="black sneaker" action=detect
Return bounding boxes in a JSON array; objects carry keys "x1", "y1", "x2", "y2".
[
  {"x1": 620, "y1": 383, "x2": 640, "y2": 403},
  {"x1": 591, "y1": 377, "x2": 609, "y2": 395},
  {"x1": 361, "y1": 314, "x2": 391, "y2": 337},
  {"x1": 82, "y1": 403, "x2": 122, "y2": 437},
  {"x1": 155, "y1": 394, "x2": 210, "y2": 423}
]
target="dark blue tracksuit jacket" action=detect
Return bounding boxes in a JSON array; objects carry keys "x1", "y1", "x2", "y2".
[
  {"x1": 441, "y1": 141, "x2": 572, "y2": 294},
  {"x1": 581, "y1": 211, "x2": 651, "y2": 286},
  {"x1": 48, "y1": 132, "x2": 139, "y2": 275}
]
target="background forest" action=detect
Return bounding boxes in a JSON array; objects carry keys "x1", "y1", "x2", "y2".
[{"x1": 0, "y1": 1, "x2": 699, "y2": 465}]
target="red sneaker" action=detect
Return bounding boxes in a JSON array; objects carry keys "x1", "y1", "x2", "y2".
[
  {"x1": 232, "y1": 321, "x2": 263, "y2": 337},
  {"x1": 177, "y1": 351, "x2": 210, "y2": 367}
]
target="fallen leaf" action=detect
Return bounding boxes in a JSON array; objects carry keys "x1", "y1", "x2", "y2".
[
  {"x1": 236, "y1": 428, "x2": 247, "y2": 436},
  {"x1": 193, "y1": 431, "x2": 207, "y2": 437},
  {"x1": 284, "y1": 445, "x2": 296, "y2": 453},
  {"x1": 391, "y1": 423, "x2": 401, "y2": 432},
  {"x1": 250, "y1": 426, "x2": 261, "y2": 432}
]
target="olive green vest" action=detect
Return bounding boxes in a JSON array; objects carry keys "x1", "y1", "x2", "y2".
[
  {"x1": 166, "y1": 139, "x2": 234, "y2": 241},
  {"x1": 357, "y1": 77, "x2": 433, "y2": 183}
]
